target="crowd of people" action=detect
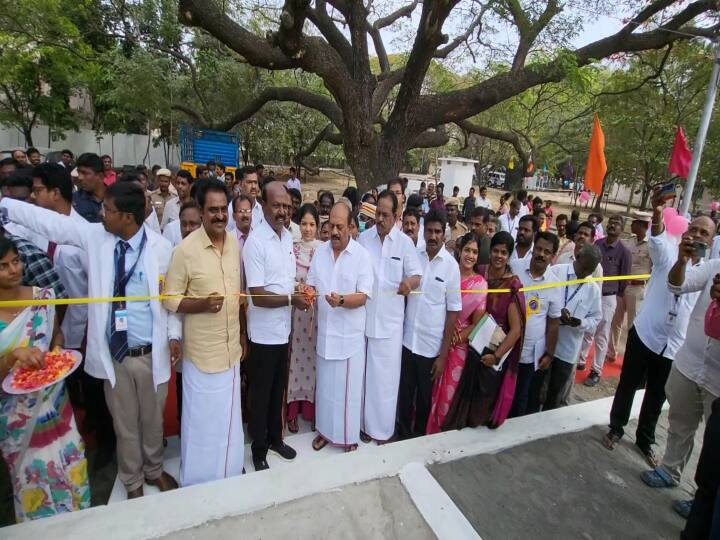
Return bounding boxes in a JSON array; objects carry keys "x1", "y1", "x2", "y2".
[{"x1": 0, "y1": 148, "x2": 719, "y2": 538}]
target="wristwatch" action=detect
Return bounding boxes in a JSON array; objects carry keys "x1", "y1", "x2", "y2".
[
  {"x1": 339, "y1": 295, "x2": 345, "y2": 306},
  {"x1": 287, "y1": 294, "x2": 292, "y2": 306}
]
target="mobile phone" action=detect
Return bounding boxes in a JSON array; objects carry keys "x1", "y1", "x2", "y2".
[
  {"x1": 658, "y1": 182, "x2": 677, "y2": 202},
  {"x1": 693, "y1": 241, "x2": 707, "y2": 258}
]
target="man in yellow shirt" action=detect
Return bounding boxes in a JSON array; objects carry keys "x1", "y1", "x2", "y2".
[{"x1": 163, "y1": 179, "x2": 248, "y2": 486}]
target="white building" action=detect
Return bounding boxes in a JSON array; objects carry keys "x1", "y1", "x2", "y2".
[{"x1": 437, "y1": 157, "x2": 478, "y2": 197}]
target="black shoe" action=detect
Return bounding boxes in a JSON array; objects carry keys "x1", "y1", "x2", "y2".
[
  {"x1": 252, "y1": 456, "x2": 269, "y2": 471},
  {"x1": 584, "y1": 371, "x2": 601, "y2": 387},
  {"x1": 269, "y1": 442, "x2": 297, "y2": 461}
]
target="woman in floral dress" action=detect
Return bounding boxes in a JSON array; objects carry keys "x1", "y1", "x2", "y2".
[
  {"x1": 287, "y1": 204, "x2": 322, "y2": 433},
  {"x1": 0, "y1": 237, "x2": 90, "y2": 522}
]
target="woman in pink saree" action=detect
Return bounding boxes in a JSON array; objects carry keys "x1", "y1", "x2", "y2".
[
  {"x1": 427, "y1": 234, "x2": 487, "y2": 434},
  {"x1": 442, "y1": 231, "x2": 525, "y2": 430}
]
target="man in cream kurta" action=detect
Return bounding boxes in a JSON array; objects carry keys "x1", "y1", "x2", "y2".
[
  {"x1": 163, "y1": 180, "x2": 247, "y2": 486},
  {"x1": 307, "y1": 203, "x2": 374, "y2": 449}
]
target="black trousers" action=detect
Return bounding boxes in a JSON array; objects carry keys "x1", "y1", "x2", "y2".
[
  {"x1": 509, "y1": 363, "x2": 536, "y2": 418},
  {"x1": 682, "y1": 398, "x2": 720, "y2": 540},
  {"x1": 527, "y1": 357, "x2": 575, "y2": 413},
  {"x1": 608, "y1": 326, "x2": 672, "y2": 449},
  {"x1": 83, "y1": 371, "x2": 116, "y2": 450},
  {"x1": 397, "y1": 346, "x2": 435, "y2": 439},
  {"x1": 246, "y1": 342, "x2": 289, "y2": 458}
]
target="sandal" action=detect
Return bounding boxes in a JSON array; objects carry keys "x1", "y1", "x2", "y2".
[
  {"x1": 288, "y1": 418, "x2": 298, "y2": 434},
  {"x1": 602, "y1": 431, "x2": 621, "y2": 450},
  {"x1": 360, "y1": 431, "x2": 372, "y2": 444},
  {"x1": 345, "y1": 444, "x2": 358, "y2": 453},
  {"x1": 636, "y1": 444, "x2": 659, "y2": 468},
  {"x1": 312, "y1": 435, "x2": 328, "y2": 451},
  {"x1": 640, "y1": 467, "x2": 677, "y2": 488}
]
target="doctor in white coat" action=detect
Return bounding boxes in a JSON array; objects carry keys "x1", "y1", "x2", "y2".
[{"x1": 0, "y1": 182, "x2": 180, "y2": 499}]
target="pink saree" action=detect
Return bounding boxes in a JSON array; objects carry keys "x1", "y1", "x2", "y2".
[{"x1": 426, "y1": 274, "x2": 487, "y2": 434}]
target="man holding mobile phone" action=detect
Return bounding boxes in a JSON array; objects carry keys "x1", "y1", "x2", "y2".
[
  {"x1": 603, "y1": 188, "x2": 708, "y2": 467},
  {"x1": 638, "y1": 210, "x2": 718, "y2": 505}
]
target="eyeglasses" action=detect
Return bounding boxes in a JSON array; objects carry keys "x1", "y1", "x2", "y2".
[{"x1": 234, "y1": 209, "x2": 252, "y2": 215}]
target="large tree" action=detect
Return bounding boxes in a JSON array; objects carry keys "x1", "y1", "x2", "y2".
[{"x1": 176, "y1": 0, "x2": 718, "y2": 192}]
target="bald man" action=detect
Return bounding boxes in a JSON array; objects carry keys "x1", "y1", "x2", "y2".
[
  {"x1": 640, "y1": 212, "x2": 718, "y2": 494},
  {"x1": 244, "y1": 181, "x2": 311, "y2": 470}
]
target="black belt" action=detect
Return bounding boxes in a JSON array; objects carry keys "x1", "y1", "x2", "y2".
[
  {"x1": 126, "y1": 344, "x2": 152, "y2": 357},
  {"x1": 602, "y1": 292, "x2": 618, "y2": 297}
]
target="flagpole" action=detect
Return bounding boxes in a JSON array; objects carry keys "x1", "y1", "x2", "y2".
[{"x1": 680, "y1": 41, "x2": 720, "y2": 216}]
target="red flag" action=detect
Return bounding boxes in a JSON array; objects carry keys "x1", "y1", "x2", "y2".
[
  {"x1": 668, "y1": 126, "x2": 692, "y2": 178},
  {"x1": 584, "y1": 113, "x2": 607, "y2": 194}
]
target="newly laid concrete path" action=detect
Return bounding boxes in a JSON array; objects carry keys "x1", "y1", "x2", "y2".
[{"x1": 4, "y1": 394, "x2": 702, "y2": 540}]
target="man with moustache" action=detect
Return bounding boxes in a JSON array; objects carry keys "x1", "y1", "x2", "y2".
[
  {"x1": 243, "y1": 181, "x2": 311, "y2": 470},
  {"x1": 510, "y1": 231, "x2": 562, "y2": 417},
  {"x1": 163, "y1": 179, "x2": 247, "y2": 486},
  {"x1": 398, "y1": 209, "x2": 461, "y2": 438},
  {"x1": 582, "y1": 215, "x2": 632, "y2": 386},
  {"x1": 306, "y1": 203, "x2": 374, "y2": 451},
  {"x1": 468, "y1": 207, "x2": 491, "y2": 265},
  {"x1": 359, "y1": 190, "x2": 422, "y2": 444},
  {"x1": 510, "y1": 215, "x2": 537, "y2": 269},
  {"x1": 229, "y1": 165, "x2": 263, "y2": 231}
]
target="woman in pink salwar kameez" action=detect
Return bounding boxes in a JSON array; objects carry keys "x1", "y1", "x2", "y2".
[{"x1": 427, "y1": 234, "x2": 487, "y2": 434}]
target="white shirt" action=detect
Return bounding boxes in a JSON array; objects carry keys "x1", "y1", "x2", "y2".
[
  {"x1": 145, "y1": 208, "x2": 161, "y2": 234},
  {"x1": 476, "y1": 196, "x2": 491, "y2": 209},
  {"x1": 668, "y1": 258, "x2": 720, "y2": 397},
  {"x1": 243, "y1": 218, "x2": 296, "y2": 344},
  {"x1": 634, "y1": 232, "x2": 701, "y2": 359},
  {"x1": 359, "y1": 225, "x2": 423, "y2": 338},
  {"x1": 162, "y1": 219, "x2": 182, "y2": 248},
  {"x1": 4, "y1": 222, "x2": 49, "y2": 251},
  {"x1": 288, "y1": 221, "x2": 301, "y2": 242},
  {"x1": 553, "y1": 263, "x2": 602, "y2": 364},
  {"x1": 307, "y1": 238, "x2": 374, "y2": 359},
  {"x1": 252, "y1": 200, "x2": 264, "y2": 230},
  {"x1": 518, "y1": 205, "x2": 529, "y2": 218},
  {"x1": 160, "y1": 198, "x2": 181, "y2": 230},
  {"x1": 555, "y1": 249, "x2": 604, "y2": 279},
  {"x1": 403, "y1": 246, "x2": 462, "y2": 358},
  {"x1": 509, "y1": 243, "x2": 533, "y2": 270},
  {"x1": 54, "y1": 208, "x2": 89, "y2": 349},
  {"x1": 514, "y1": 259, "x2": 562, "y2": 365},
  {"x1": 711, "y1": 235, "x2": 720, "y2": 260},
  {"x1": 499, "y1": 213, "x2": 520, "y2": 239},
  {"x1": 286, "y1": 177, "x2": 301, "y2": 191}
]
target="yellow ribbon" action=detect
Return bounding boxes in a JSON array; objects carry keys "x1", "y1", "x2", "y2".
[{"x1": 0, "y1": 274, "x2": 652, "y2": 308}]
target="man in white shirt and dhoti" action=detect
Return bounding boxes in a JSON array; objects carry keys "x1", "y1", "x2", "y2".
[
  {"x1": 307, "y1": 203, "x2": 374, "y2": 451},
  {"x1": 359, "y1": 190, "x2": 421, "y2": 443}
]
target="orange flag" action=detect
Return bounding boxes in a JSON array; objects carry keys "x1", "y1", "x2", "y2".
[{"x1": 584, "y1": 113, "x2": 607, "y2": 194}]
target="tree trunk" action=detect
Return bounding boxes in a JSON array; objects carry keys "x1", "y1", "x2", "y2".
[
  {"x1": 343, "y1": 132, "x2": 406, "y2": 193},
  {"x1": 22, "y1": 126, "x2": 34, "y2": 147}
]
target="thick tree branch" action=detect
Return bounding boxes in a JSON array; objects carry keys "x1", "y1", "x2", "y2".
[
  {"x1": 413, "y1": 0, "x2": 718, "y2": 132},
  {"x1": 511, "y1": 0, "x2": 560, "y2": 71},
  {"x1": 273, "y1": 0, "x2": 311, "y2": 58},
  {"x1": 434, "y1": 5, "x2": 488, "y2": 59},
  {"x1": 374, "y1": 0, "x2": 420, "y2": 29},
  {"x1": 620, "y1": 0, "x2": 677, "y2": 35},
  {"x1": 295, "y1": 122, "x2": 335, "y2": 163},
  {"x1": 307, "y1": 0, "x2": 353, "y2": 69},
  {"x1": 179, "y1": 0, "x2": 295, "y2": 70},
  {"x1": 170, "y1": 104, "x2": 207, "y2": 125},
  {"x1": 386, "y1": 0, "x2": 460, "y2": 136},
  {"x1": 410, "y1": 127, "x2": 450, "y2": 149},
  {"x1": 458, "y1": 120, "x2": 529, "y2": 166},
  {"x1": 211, "y1": 87, "x2": 343, "y2": 131},
  {"x1": 372, "y1": 68, "x2": 405, "y2": 118}
]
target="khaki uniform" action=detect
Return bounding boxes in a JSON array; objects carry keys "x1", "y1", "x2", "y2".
[
  {"x1": 149, "y1": 191, "x2": 177, "y2": 226},
  {"x1": 607, "y1": 235, "x2": 651, "y2": 360}
]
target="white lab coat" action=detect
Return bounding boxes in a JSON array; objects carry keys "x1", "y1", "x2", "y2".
[{"x1": 0, "y1": 198, "x2": 180, "y2": 389}]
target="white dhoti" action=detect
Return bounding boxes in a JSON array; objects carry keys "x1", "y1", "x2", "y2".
[
  {"x1": 362, "y1": 334, "x2": 403, "y2": 441},
  {"x1": 316, "y1": 349, "x2": 365, "y2": 447},
  {"x1": 180, "y1": 360, "x2": 244, "y2": 486}
]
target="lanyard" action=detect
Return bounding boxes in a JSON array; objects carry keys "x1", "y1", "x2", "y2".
[
  {"x1": 564, "y1": 268, "x2": 584, "y2": 307},
  {"x1": 115, "y1": 231, "x2": 147, "y2": 294}
]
